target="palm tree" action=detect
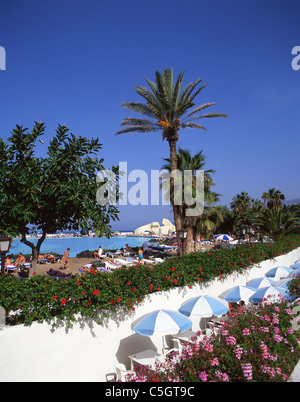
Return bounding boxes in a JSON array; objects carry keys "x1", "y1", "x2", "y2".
[
  {"x1": 230, "y1": 192, "x2": 251, "y2": 215},
  {"x1": 195, "y1": 205, "x2": 227, "y2": 247},
  {"x1": 117, "y1": 68, "x2": 227, "y2": 249},
  {"x1": 252, "y1": 207, "x2": 299, "y2": 241},
  {"x1": 262, "y1": 188, "x2": 285, "y2": 210},
  {"x1": 161, "y1": 148, "x2": 220, "y2": 253},
  {"x1": 230, "y1": 192, "x2": 253, "y2": 237}
]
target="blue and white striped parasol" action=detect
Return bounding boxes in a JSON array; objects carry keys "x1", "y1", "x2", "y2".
[
  {"x1": 265, "y1": 266, "x2": 293, "y2": 279},
  {"x1": 291, "y1": 262, "x2": 300, "y2": 270},
  {"x1": 246, "y1": 277, "x2": 275, "y2": 290},
  {"x1": 133, "y1": 310, "x2": 192, "y2": 336},
  {"x1": 249, "y1": 286, "x2": 291, "y2": 304},
  {"x1": 178, "y1": 295, "x2": 229, "y2": 318},
  {"x1": 219, "y1": 285, "x2": 256, "y2": 302},
  {"x1": 214, "y1": 234, "x2": 234, "y2": 241}
]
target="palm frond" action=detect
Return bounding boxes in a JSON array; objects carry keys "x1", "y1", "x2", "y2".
[
  {"x1": 181, "y1": 123, "x2": 207, "y2": 130},
  {"x1": 182, "y1": 102, "x2": 216, "y2": 121},
  {"x1": 120, "y1": 102, "x2": 156, "y2": 118}
]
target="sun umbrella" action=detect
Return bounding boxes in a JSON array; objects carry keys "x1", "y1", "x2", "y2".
[
  {"x1": 249, "y1": 286, "x2": 290, "y2": 304},
  {"x1": 286, "y1": 267, "x2": 300, "y2": 279},
  {"x1": 291, "y1": 262, "x2": 300, "y2": 270},
  {"x1": 265, "y1": 266, "x2": 293, "y2": 279},
  {"x1": 178, "y1": 295, "x2": 229, "y2": 318},
  {"x1": 294, "y1": 259, "x2": 300, "y2": 264},
  {"x1": 246, "y1": 277, "x2": 275, "y2": 290},
  {"x1": 214, "y1": 234, "x2": 234, "y2": 241},
  {"x1": 133, "y1": 310, "x2": 192, "y2": 336},
  {"x1": 271, "y1": 278, "x2": 291, "y2": 289},
  {"x1": 133, "y1": 310, "x2": 192, "y2": 357},
  {"x1": 219, "y1": 285, "x2": 256, "y2": 303}
]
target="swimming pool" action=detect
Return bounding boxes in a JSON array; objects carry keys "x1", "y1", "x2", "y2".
[{"x1": 10, "y1": 236, "x2": 154, "y2": 257}]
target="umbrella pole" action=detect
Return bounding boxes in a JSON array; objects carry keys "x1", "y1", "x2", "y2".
[{"x1": 162, "y1": 335, "x2": 166, "y2": 361}]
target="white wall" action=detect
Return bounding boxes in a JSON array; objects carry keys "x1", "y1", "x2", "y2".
[{"x1": 0, "y1": 247, "x2": 299, "y2": 382}]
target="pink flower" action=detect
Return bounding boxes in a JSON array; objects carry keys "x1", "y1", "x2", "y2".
[
  {"x1": 210, "y1": 358, "x2": 219, "y2": 366},
  {"x1": 199, "y1": 371, "x2": 208, "y2": 382},
  {"x1": 242, "y1": 328, "x2": 250, "y2": 336},
  {"x1": 226, "y1": 336, "x2": 237, "y2": 346},
  {"x1": 241, "y1": 363, "x2": 253, "y2": 380},
  {"x1": 234, "y1": 345, "x2": 243, "y2": 360},
  {"x1": 273, "y1": 334, "x2": 283, "y2": 343}
]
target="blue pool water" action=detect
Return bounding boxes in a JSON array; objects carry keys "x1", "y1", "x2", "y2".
[{"x1": 9, "y1": 236, "x2": 154, "y2": 257}]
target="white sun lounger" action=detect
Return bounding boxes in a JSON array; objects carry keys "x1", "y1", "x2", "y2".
[{"x1": 114, "y1": 258, "x2": 134, "y2": 266}]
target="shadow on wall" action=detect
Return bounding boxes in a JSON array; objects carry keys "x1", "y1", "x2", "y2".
[{"x1": 115, "y1": 333, "x2": 157, "y2": 369}]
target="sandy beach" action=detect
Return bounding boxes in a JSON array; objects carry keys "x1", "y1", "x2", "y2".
[{"x1": 9, "y1": 243, "x2": 214, "y2": 277}]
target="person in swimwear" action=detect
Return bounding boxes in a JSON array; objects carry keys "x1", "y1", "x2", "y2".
[
  {"x1": 138, "y1": 247, "x2": 144, "y2": 265},
  {"x1": 15, "y1": 253, "x2": 26, "y2": 269},
  {"x1": 60, "y1": 248, "x2": 70, "y2": 270}
]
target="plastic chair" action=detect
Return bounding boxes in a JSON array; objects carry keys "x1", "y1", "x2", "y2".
[
  {"x1": 171, "y1": 338, "x2": 183, "y2": 351},
  {"x1": 114, "y1": 364, "x2": 135, "y2": 382}
]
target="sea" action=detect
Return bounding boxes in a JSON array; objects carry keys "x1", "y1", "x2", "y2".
[{"x1": 10, "y1": 236, "x2": 155, "y2": 258}]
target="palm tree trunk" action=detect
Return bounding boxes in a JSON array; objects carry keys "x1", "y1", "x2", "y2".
[
  {"x1": 168, "y1": 138, "x2": 182, "y2": 255},
  {"x1": 194, "y1": 228, "x2": 202, "y2": 251},
  {"x1": 185, "y1": 226, "x2": 194, "y2": 253}
]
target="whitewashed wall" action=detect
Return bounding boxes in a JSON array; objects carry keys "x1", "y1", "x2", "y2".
[{"x1": 0, "y1": 247, "x2": 299, "y2": 382}]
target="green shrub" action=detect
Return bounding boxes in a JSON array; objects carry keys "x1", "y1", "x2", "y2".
[{"x1": 1, "y1": 234, "x2": 299, "y2": 326}]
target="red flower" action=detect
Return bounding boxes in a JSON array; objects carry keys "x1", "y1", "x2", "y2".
[
  {"x1": 127, "y1": 281, "x2": 130, "y2": 285},
  {"x1": 77, "y1": 281, "x2": 81, "y2": 285},
  {"x1": 208, "y1": 252, "x2": 211, "y2": 256},
  {"x1": 52, "y1": 296, "x2": 57, "y2": 300},
  {"x1": 133, "y1": 287, "x2": 136, "y2": 291},
  {"x1": 228, "y1": 262, "x2": 231, "y2": 266},
  {"x1": 174, "y1": 279, "x2": 177, "y2": 284},
  {"x1": 172, "y1": 267, "x2": 175, "y2": 271},
  {"x1": 82, "y1": 291, "x2": 86, "y2": 296},
  {"x1": 116, "y1": 298, "x2": 121, "y2": 302},
  {"x1": 61, "y1": 298, "x2": 66, "y2": 306}
]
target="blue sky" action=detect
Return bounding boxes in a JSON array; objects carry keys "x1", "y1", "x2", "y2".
[{"x1": 1, "y1": 0, "x2": 299, "y2": 231}]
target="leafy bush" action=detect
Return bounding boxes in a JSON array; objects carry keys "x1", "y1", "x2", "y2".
[
  {"x1": 287, "y1": 273, "x2": 300, "y2": 298},
  {"x1": 125, "y1": 300, "x2": 300, "y2": 382},
  {"x1": 1, "y1": 234, "x2": 300, "y2": 326}
]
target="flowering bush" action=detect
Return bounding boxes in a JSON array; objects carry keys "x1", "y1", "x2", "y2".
[
  {"x1": 125, "y1": 300, "x2": 300, "y2": 382},
  {"x1": 287, "y1": 273, "x2": 300, "y2": 298},
  {"x1": 0, "y1": 234, "x2": 300, "y2": 326}
]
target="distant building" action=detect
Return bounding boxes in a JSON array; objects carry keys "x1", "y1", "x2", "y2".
[{"x1": 134, "y1": 218, "x2": 175, "y2": 236}]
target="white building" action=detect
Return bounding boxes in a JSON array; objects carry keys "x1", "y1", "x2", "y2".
[{"x1": 134, "y1": 218, "x2": 175, "y2": 236}]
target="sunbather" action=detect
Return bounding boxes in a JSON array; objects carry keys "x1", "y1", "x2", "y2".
[
  {"x1": 60, "y1": 248, "x2": 70, "y2": 270},
  {"x1": 93, "y1": 246, "x2": 104, "y2": 259},
  {"x1": 125, "y1": 244, "x2": 133, "y2": 252},
  {"x1": 15, "y1": 253, "x2": 26, "y2": 269},
  {"x1": 48, "y1": 268, "x2": 72, "y2": 277},
  {"x1": 81, "y1": 264, "x2": 97, "y2": 272}
]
